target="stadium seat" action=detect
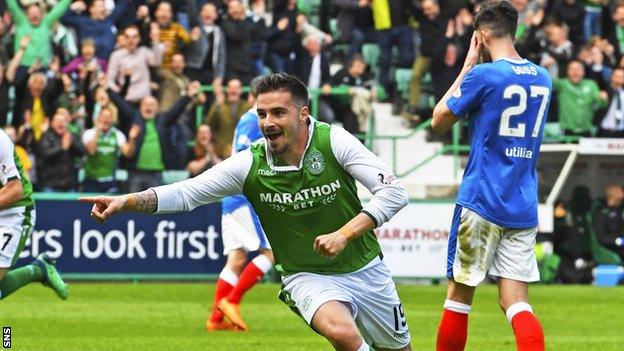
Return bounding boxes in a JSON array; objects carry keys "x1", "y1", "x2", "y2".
[
  {"x1": 297, "y1": 0, "x2": 320, "y2": 16},
  {"x1": 329, "y1": 18, "x2": 340, "y2": 39},
  {"x1": 362, "y1": 43, "x2": 381, "y2": 73},
  {"x1": 394, "y1": 68, "x2": 412, "y2": 101}
]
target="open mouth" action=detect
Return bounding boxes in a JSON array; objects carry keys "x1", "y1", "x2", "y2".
[{"x1": 264, "y1": 130, "x2": 282, "y2": 142}]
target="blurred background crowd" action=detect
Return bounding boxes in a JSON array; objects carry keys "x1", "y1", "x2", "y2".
[{"x1": 0, "y1": 0, "x2": 623, "y2": 283}]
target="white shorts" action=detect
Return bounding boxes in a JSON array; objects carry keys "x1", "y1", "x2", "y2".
[
  {"x1": 279, "y1": 257, "x2": 411, "y2": 349},
  {"x1": 0, "y1": 206, "x2": 36, "y2": 268},
  {"x1": 446, "y1": 205, "x2": 539, "y2": 286},
  {"x1": 221, "y1": 205, "x2": 270, "y2": 254}
]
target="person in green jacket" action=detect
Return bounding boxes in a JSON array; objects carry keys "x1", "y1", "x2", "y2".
[
  {"x1": 553, "y1": 60, "x2": 608, "y2": 136},
  {"x1": 6, "y1": 0, "x2": 71, "y2": 68}
]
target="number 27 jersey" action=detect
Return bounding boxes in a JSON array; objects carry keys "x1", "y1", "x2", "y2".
[{"x1": 446, "y1": 58, "x2": 552, "y2": 228}]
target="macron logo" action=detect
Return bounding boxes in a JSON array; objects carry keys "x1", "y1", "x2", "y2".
[{"x1": 505, "y1": 147, "x2": 533, "y2": 159}]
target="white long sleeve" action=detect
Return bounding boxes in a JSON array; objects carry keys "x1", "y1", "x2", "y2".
[
  {"x1": 330, "y1": 126, "x2": 408, "y2": 227},
  {"x1": 153, "y1": 150, "x2": 253, "y2": 213}
]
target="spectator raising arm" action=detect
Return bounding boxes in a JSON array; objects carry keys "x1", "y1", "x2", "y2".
[
  {"x1": 43, "y1": 0, "x2": 72, "y2": 26},
  {"x1": 5, "y1": 36, "x2": 30, "y2": 83},
  {"x1": 5, "y1": 0, "x2": 28, "y2": 26},
  {"x1": 147, "y1": 24, "x2": 164, "y2": 67}
]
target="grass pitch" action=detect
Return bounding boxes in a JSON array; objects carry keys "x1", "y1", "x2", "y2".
[{"x1": 1, "y1": 283, "x2": 623, "y2": 350}]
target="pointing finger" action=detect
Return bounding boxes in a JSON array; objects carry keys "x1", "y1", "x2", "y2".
[{"x1": 78, "y1": 196, "x2": 100, "y2": 203}]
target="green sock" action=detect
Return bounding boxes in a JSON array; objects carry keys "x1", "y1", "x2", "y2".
[{"x1": 0, "y1": 264, "x2": 44, "y2": 300}]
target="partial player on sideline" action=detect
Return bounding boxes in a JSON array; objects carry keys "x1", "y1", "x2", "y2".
[
  {"x1": 80, "y1": 73, "x2": 412, "y2": 351},
  {"x1": 208, "y1": 83, "x2": 275, "y2": 332},
  {"x1": 432, "y1": 2, "x2": 551, "y2": 351},
  {"x1": 0, "y1": 129, "x2": 69, "y2": 301}
]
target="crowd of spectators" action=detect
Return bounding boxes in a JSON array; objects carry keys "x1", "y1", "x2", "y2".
[{"x1": 2, "y1": 0, "x2": 624, "y2": 194}]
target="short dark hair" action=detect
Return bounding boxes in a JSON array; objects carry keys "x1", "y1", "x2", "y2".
[
  {"x1": 253, "y1": 73, "x2": 309, "y2": 108},
  {"x1": 474, "y1": 1, "x2": 518, "y2": 39},
  {"x1": 249, "y1": 76, "x2": 264, "y2": 97}
]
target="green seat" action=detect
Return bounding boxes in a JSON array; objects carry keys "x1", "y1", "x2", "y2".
[
  {"x1": 297, "y1": 0, "x2": 320, "y2": 15},
  {"x1": 362, "y1": 43, "x2": 381, "y2": 71},
  {"x1": 329, "y1": 18, "x2": 340, "y2": 39},
  {"x1": 394, "y1": 68, "x2": 412, "y2": 101}
]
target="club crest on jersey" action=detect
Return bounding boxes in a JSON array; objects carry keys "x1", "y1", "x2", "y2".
[{"x1": 304, "y1": 150, "x2": 325, "y2": 175}]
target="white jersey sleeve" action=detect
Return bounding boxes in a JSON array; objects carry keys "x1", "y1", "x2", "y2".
[
  {"x1": 330, "y1": 126, "x2": 408, "y2": 227},
  {"x1": 0, "y1": 131, "x2": 19, "y2": 185},
  {"x1": 153, "y1": 150, "x2": 253, "y2": 213}
]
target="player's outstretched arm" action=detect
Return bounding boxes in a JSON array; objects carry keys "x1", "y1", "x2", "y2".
[
  {"x1": 432, "y1": 32, "x2": 481, "y2": 134},
  {"x1": 79, "y1": 189, "x2": 157, "y2": 223}
]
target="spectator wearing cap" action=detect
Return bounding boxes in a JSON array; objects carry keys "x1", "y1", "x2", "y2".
[{"x1": 61, "y1": 0, "x2": 129, "y2": 60}]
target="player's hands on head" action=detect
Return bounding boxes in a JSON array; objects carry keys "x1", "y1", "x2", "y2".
[
  {"x1": 463, "y1": 32, "x2": 481, "y2": 70},
  {"x1": 79, "y1": 196, "x2": 128, "y2": 223},
  {"x1": 313, "y1": 232, "x2": 348, "y2": 259}
]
